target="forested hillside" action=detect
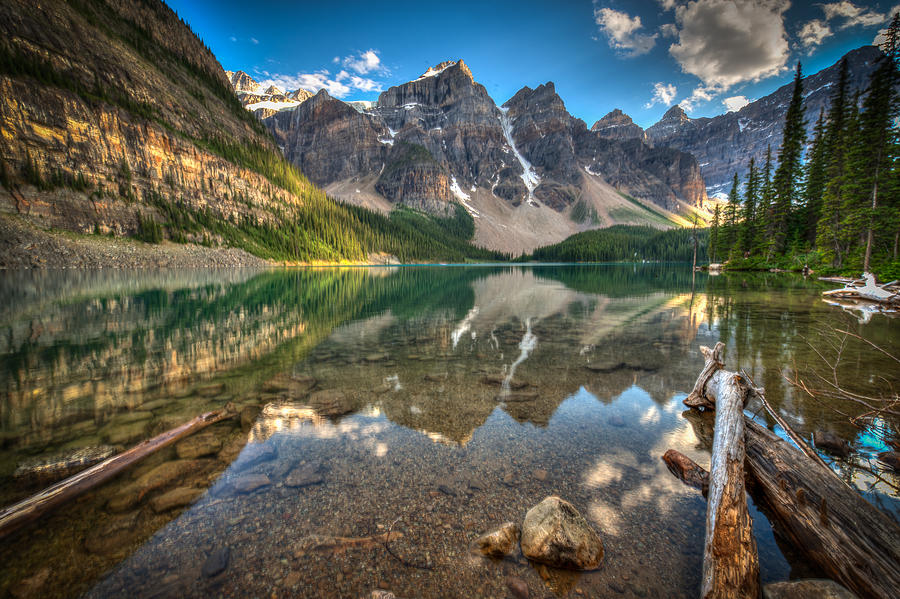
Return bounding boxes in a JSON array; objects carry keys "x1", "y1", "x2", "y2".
[
  {"x1": 710, "y1": 18, "x2": 900, "y2": 280},
  {"x1": 524, "y1": 225, "x2": 706, "y2": 263}
]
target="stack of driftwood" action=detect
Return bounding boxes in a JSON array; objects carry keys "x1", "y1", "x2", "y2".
[
  {"x1": 663, "y1": 343, "x2": 900, "y2": 599},
  {"x1": 821, "y1": 273, "x2": 899, "y2": 320}
]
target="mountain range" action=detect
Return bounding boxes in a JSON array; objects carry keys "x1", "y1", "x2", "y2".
[{"x1": 232, "y1": 62, "x2": 708, "y2": 254}]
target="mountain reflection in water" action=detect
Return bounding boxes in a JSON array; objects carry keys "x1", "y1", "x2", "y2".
[{"x1": 0, "y1": 265, "x2": 896, "y2": 599}]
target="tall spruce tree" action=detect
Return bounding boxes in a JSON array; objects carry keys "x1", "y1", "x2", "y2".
[
  {"x1": 856, "y1": 14, "x2": 899, "y2": 271},
  {"x1": 709, "y1": 204, "x2": 721, "y2": 263},
  {"x1": 768, "y1": 62, "x2": 807, "y2": 257},
  {"x1": 738, "y1": 158, "x2": 759, "y2": 255},
  {"x1": 802, "y1": 110, "x2": 829, "y2": 247},
  {"x1": 816, "y1": 59, "x2": 853, "y2": 267},
  {"x1": 757, "y1": 145, "x2": 774, "y2": 257},
  {"x1": 725, "y1": 173, "x2": 740, "y2": 258}
]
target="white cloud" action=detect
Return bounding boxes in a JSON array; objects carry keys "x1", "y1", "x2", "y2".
[
  {"x1": 229, "y1": 36, "x2": 237, "y2": 42},
  {"x1": 332, "y1": 56, "x2": 340, "y2": 64},
  {"x1": 680, "y1": 85, "x2": 717, "y2": 112},
  {"x1": 250, "y1": 37, "x2": 259, "y2": 45},
  {"x1": 658, "y1": 0, "x2": 678, "y2": 9},
  {"x1": 798, "y1": 19, "x2": 832, "y2": 49},
  {"x1": 343, "y1": 49, "x2": 382, "y2": 74},
  {"x1": 821, "y1": 2, "x2": 885, "y2": 28},
  {"x1": 258, "y1": 68, "x2": 383, "y2": 98},
  {"x1": 669, "y1": 0, "x2": 790, "y2": 89},
  {"x1": 594, "y1": 7, "x2": 658, "y2": 57},
  {"x1": 660, "y1": 23, "x2": 679, "y2": 38},
  {"x1": 645, "y1": 82, "x2": 678, "y2": 108},
  {"x1": 723, "y1": 95, "x2": 750, "y2": 112}
]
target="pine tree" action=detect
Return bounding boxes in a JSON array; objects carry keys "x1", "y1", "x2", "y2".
[
  {"x1": 802, "y1": 110, "x2": 828, "y2": 247},
  {"x1": 856, "y1": 13, "x2": 899, "y2": 271},
  {"x1": 725, "y1": 173, "x2": 740, "y2": 257},
  {"x1": 816, "y1": 67, "x2": 856, "y2": 268},
  {"x1": 757, "y1": 146, "x2": 774, "y2": 258},
  {"x1": 738, "y1": 158, "x2": 758, "y2": 255},
  {"x1": 768, "y1": 62, "x2": 807, "y2": 257},
  {"x1": 709, "y1": 204, "x2": 721, "y2": 263}
]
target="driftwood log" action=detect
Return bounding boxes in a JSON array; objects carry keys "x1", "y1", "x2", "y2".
[
  {"x1": 674, "y1": 343, "x2": 900, "y2": 599},
  {"x1": 686, "y1": 342, "x2": 760, "y2": 599},
  {"x1": 0, "y1": 407, "x2": 232, "y2": 540}
]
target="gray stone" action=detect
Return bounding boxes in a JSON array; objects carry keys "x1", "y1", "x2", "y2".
[
  {"x1": 201, "y1": 547, "x2": 230, "y2": 578},
  {"x1": 506, "y1": 576, "x2": 529, "y2": 599},
  {"x1": 150, "y1": 487, "x2": 203, "y2": 513},
  {"x1": 520, "y1": 496, "x2": 604, "y2": 570},
  {"x1": 471, "y1": 522, "x2": 520, "y2": 558},
  {"x1": 763, "y1": 579, "x2": 859, "y2": 599},
  {"x1": 232, "y1": 473, "x2": 270, "y2": 494},
  {"x1": 285, "y1": 462, "x2": 323, "y2": 488},
  {"x1": 175, "y1": 432, "x2": 222, "y2": 459}
]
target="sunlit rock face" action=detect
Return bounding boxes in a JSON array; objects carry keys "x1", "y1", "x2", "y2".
[{"x1": 0, "y1": 0, "x2": 305, "y2": 239}]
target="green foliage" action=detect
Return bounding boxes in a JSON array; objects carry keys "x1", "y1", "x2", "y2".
[
  {"x1": 570, "y1": 199, "x2": 599, "y2": 224},
  {"x1": 136, "y1": 212, "x2": 163, "y2": 243},
  {"x1": 526, "y1": 225, "x2": 707, "y2": 263}
]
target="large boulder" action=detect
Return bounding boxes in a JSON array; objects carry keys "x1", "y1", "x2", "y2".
[{"x1": 520, "y1": 496, "x2": 603, "y2": 570}]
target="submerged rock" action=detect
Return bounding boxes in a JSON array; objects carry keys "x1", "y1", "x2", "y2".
[
  {"x1": 471, "y1": 522, "x2": 520, "y2": 558},
  {"x1": 13, "y1": 446, "x2": 117, "y2": 483},
  {"x1": 201, "y1": 547, "x2": 230, "y2": 577},
  {"x1": 309, "y1": 389, "x2": 353, "y2": 417},
  {"x1": 150, "y1": 487, "x2": 203, "y2": 513},
  {"x1": 520, "y1": 496, "x2": 604, "y2": 570},
  {"x1": 232, "y1": 473, "x2": 271, "y2": 494},
  {"x1": 175, "y1": 432, "x2": 223, "y2": 459},
  {"x1": 813, "y1": 431, "x2": 850, "y2": 457},
  {"x1": 763, "y1": 579, "x2": 859, "y2": 599},
  {"x1": 285, "y1": 462, "x2": 323, "y2": 488}
]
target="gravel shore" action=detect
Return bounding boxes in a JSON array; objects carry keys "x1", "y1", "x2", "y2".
[{"x1": 0, "y1": 213, "x2": 270, "y2": 269}]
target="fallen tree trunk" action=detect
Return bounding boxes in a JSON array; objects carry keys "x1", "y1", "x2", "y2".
[
  {"x1": 662, "y1": 449, "x2": 709, "y2": 493},
  {"x1": 743, "y1": 419, "x2": 900, "y2": 599},
  {"x1": 676, "y1": 344, "x2": 900, "y2": 599},
  {"x1": 0, "y1": 407, "x2": 232, "y2": 540},
  {"x1": 691, "y1": 343, "x2": 760, "y2": 599}
]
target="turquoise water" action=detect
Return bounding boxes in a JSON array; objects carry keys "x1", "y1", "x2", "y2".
[{"x1": 0, "y1": 265, "x2": 897, "y2": 598}]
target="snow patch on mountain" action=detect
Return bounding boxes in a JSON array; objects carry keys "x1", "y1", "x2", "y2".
[{"x1": 498, "y1": 106, "x2": 540, "y2": 205}]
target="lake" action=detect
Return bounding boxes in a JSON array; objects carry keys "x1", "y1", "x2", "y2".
[{"x1": 1, "y1": 265, "x2": 897, "y2": 598}]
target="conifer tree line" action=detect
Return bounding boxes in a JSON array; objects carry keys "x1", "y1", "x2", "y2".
[{"x1": 709, "y1": 15, "x2": 900, "y2": 278}]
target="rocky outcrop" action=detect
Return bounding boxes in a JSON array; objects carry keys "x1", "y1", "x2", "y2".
[
  {"x1": 645, "y1": 46, "x2": 885, "y2": 196},
  {"x1": 520, "y1": 496, "x2": 604, "y2": 570},
  {"x1": 591, "y1": 109, "x2": 646, "y2": 142}
]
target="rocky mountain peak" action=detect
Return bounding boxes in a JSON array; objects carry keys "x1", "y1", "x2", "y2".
[
  {"x1": 660, "y1": 104, "x2": 689, "y2": 123},
  {"x1": 590, "y1": 109, "x2": 646, "y2": 142},
  {"x1": 226, "y1": 70, "x2": 260, "y2": 93}
]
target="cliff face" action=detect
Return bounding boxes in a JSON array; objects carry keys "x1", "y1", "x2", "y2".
[
  {"x1": 645, "y1": 46, "x2": 884, "y2": 195},
  {"x1": 262, "y1": 60, "x2": 707, "y2": 236},
  {"x1": 0, "y1": 0, "x2": 308, "y2": 242}
]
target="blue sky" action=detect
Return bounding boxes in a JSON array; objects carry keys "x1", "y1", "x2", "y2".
[{"x1": 167, "y1": 0, "x2": 898, "y2": 128}]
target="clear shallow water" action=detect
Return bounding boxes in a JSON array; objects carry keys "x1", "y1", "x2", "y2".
[{"x1": 0, "y1": 265, "x2": 897, "y2": 598}]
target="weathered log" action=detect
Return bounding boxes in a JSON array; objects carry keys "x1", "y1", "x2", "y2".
[
  {"x1": 700, "y1": 365, "x2": 760, "y2": 599},
  {"x1": 662, "y1": 449, "x2": 709, "y2": 494},
  {"x1": 743, "y1": 419, "x2": 900, "y2": 599},
  {"x1": 0, "y1": 407, "x2": 232, "y2": 539},
  {"x1": 682, "y1": 345, "x2": 900, "y2": 599}
]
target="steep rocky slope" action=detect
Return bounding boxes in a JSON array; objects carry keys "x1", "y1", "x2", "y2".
[
  {"x1": 643, "y1": 46, "x2": 884, "y2": 196},
  {"x1": 261, "y1": 61, "x2": 707, "y2": 253},
  {"x1": 0, "y1": 0, "x2": 307, "y2": 242}
]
